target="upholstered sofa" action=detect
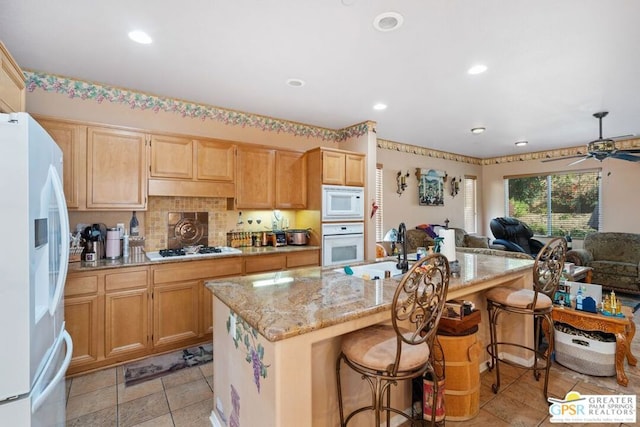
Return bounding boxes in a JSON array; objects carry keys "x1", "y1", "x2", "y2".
[
  {"x1": 379, "y1": 225, "x2": 501, "y2": 255},
  {"x1": 566, "y1": 232, "x2": 640, "y2": 294}
]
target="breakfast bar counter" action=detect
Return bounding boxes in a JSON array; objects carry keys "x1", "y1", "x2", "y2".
[{"x1": 206, "y1": 252, "x2": 534, "y2": 427}]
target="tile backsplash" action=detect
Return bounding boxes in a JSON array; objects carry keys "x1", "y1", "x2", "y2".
[
  {"x1": 146, "y1": 196, "x2": 228, "y2": 250},
  {"x1": 68, "y1": 197, "x2": 300, "y2": 252}
]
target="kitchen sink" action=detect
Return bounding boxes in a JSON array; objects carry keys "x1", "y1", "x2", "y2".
[{"x1": 335, "y1": 261, "x2": 405, "y2": 279}]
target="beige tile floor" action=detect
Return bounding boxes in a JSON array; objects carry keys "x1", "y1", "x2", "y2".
[
  {"x1": 65, "y1": 361, "x2": 214, "y2": 427},
  {"x1": 65, "y1": 312, "x2": 639, "y2": 426}
]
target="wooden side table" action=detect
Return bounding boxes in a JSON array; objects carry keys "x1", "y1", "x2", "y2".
[
  {"x1": 551, "y1": 305, "x2": 636, "y2": 386},
  {"x1": 565, "y1": 266, "x2": 593, "y2": 283}
]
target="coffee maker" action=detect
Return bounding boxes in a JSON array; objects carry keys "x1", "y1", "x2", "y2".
[{"x1": 81, "y1": 223, "x2": 107, "y2": 260}]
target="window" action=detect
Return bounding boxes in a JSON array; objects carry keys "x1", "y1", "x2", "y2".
[
  {"x1": 375, "y1": 164, "x2": 384, "y2": 241},
  {"x1": 463, "y1": 176, "x2": 477, "y2": 233},
  {"x1": 504, "y1": 169, "x2": 601, "y2": 238}
]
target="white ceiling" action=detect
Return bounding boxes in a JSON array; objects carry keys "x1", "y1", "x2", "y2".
[{"x1": 2, "y1": 0, "x2": 640, "y2": 158}]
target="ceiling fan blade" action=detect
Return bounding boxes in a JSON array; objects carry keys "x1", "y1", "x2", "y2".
[
  {"x1": 568, "y1": 157, "x2": 590, "y2": 166},
  {"x1": 611, "y1": 152, "x2": 640, "y2": 162},
  {"x1": 540, "y1": 154, "x2": 586, "y2": 163},
  {"x1": 619, "y1": 148, "x2": 640, "y2": 154},
  {"x1": 611, "y1": 134, "x2": 635, "y2": 140}
]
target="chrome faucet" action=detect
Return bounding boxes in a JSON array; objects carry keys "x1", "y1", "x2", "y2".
[{"x1": 396, "y1": 222, "x2": 409, "y2": 273}]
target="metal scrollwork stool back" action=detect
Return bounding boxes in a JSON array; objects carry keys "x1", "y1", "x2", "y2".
[
  {"x1": 485, "y1": 237, "x2": 567, "y2": 400},
  {"x1": 336, "y1": 253, "x2": 450, "y2": 426}
]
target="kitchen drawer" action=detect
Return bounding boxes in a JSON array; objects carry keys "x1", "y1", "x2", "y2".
[
  {"x1": 105, "y1": 267, "x2": 149, "y2": 291},
  {"x1": 65, "y1": 274, "x2": 99, "y2": 296},
  {"x1": 245, "y1": 254, "x2": 286, "y2": 274},
  {"x1": 287, "y1": 250, "x2": 319, "y2": 268},
  {"x1": 153, "y1": 257, "x2": 243, "y2": 284}
]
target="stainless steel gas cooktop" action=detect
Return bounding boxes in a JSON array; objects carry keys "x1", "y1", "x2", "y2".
[{"x1": 145, "y1": 246, "x2": 242, "y2": 262}]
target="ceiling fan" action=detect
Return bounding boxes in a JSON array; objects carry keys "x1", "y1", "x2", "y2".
[{"x1": 542, "y1": 111, "x2": 640, "y2": 165}]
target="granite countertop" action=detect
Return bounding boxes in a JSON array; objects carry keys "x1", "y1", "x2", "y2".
[
  {"x1": 68, "y1": 245, "x2": 321, "y2": 273},
  {"x1": 206, "y1": 252, "x2": 535, "y2": 342}
]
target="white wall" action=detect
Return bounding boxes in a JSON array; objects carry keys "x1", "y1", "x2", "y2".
[{"x1": 376, "y1": 147, "x2": 484, "y2": 236}]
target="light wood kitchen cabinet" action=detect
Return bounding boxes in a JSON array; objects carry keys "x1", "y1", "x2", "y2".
[
  {"x1": 275, "y1": 150, "x2": 307, "y2": 208},
  {"x1": 322, "y1": 150, "x2": 347, "y2": 186},
  {"x1": 235, "y1": 145, "x2": 275, "y2": 208},
  {"x1": 38, "y1": 118, "x2": 87, "y2": 209},
  {"x1": 87, "y1": 126, "x2": 148, "y2": 210},
  {"x1": 345, "y1": 153, "x2": 366, "y2": 187},
  {"x1": 307, "y1": 147, "x2": 366, "y2": 187},
  {"x1": 243, "y1": 249, "x2": 320, "y2": 274},
  {"x1": 196, "y1": 139, "x2": 235, "y2": 182},
  {"x1": 153, "y1": 281, "x2": 200, "y2": 348},
  {"x1": 65, "y1": 266, "x2": 150, "y2": 375},
  {"x1": 0, "y1": 41, "x2": 25, "y2": 113},
  {"x1": 104, "y1": 268, "x2": 150, "y2": 359},
  {"x1": 148, "y1": 136, "x2": 235, "y2": 197},
  {"x1": 286, "y1": 249, "x2": 320, "y2": 268},
  {"x1": 152, "y1": 257, "x2": 243, "y2": 350},
  {"x1": 65, "y1": 273, "x2": 101, "y2": 372},
  {"x1": 235, "y1": 146, "x2": 307, "y2": 209},
  {"x1": 150, "y1": 134, "x2": 193, "y2": 179},
  {"x1": 64, "y1": 251, "x2": 317, "y2": 375},
  {"x1": 244, "y1": 253, "x2": 287, "y2": 274}
]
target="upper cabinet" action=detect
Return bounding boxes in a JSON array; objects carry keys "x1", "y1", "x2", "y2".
[
  {"x1": 275, "y1": 150, "x2": 307, "y2": 209},
  {"x1": 234, "y1": 145, "x2": 307, "y2": 209},
  {"x1": 38, "y1": 118, "x2": 87, "y2": 209},
  {"x1": 344, "y1": 153, "x2": 366, "y2": 187},
  {"x1": 196, "y1": 139, "x2": 235, "y2": 182},
  {"x1": 150, "y1": 134, "x2": 193, "y2": 179},
  {"x1": 235, "y1": 145, "x2": 275, "y2": 209},
  {"x1": 38, "y1": 117, "x2": 148, "y2": 211},
  {"x1": 0, "y1": 42, "x2": 25, "y2": 113},
  {"x1": 148, "y1": 135, "x2": 235, "y2": 198},
  {"x1": 307, "y1": 147, "x2": 366, "y2": 187},
  {"x1": 87, "y1": 126, "x2": 148, "y2": 210}
]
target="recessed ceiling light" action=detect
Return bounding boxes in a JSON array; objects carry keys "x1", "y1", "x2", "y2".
[
  {"x1": 128, "y1": 30, "x2": 152, "y2": 44},
  {"x1": 467, "y1": 64, "x2": 488, "y2": 75},
  {"x1": 470, "y1": 127, "x2": 486, "y2": 134},
  {"x1": 373, "y1": 12, "x2": 404, "y2": 32},
  {"x1": 373, "y1": 103, "x2": 387, "y2": 111},
  {"x1": 286, "y1": 78, "x2": 305, "y2": 87},
  {"x1": 515, "y1": 141, "x2": 529, "y2": 147}
]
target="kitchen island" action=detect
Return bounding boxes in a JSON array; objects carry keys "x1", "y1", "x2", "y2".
[{"x1": 206, "y1": 252, "x2": 535, "y2": 427}]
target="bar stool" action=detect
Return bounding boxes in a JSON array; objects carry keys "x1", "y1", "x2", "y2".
[
  {"x1": 485, "y1": 237, "x2": 567, "y2": 400},
  {"x1": 336, "y1": 254, "x2": 450, "y2": 426}
]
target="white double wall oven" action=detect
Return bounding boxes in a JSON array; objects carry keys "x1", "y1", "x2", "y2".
[{"x1": 321, "y1": 185, "x2": 365, "y2": 267}]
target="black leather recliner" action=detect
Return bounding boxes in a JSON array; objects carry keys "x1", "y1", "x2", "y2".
[{"x1": 489, "y1": 217, "x2": 545, "y2": 257}]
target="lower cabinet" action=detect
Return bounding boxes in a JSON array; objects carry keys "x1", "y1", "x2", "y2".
[
  {"x1": 153, "y1": 281, "x2": 200, "y2": 348},
  {"x1": 104, "y1": 269, "x2": 150, "y2": 359},
  {"x1": 65, "y1": 266, "x2": 150, "y2": 376},
  {"x1": 64, "y1": 250, "x2": 319, "y2": 375}
]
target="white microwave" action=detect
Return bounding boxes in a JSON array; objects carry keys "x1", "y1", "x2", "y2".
[{"x1": 322, "y1": 185, "x2": 365, "y2": 222}]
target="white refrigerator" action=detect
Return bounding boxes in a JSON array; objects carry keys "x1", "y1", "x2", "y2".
[{"x1": 0, "y1": 113, "x2": 73, "y2": 426}]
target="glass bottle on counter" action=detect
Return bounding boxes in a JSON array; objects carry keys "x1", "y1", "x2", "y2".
[{"x1": 130, "y1": 211, "x2": 139, "y2": 237}]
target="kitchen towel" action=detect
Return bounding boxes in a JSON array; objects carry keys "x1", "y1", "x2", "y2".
[{"x1": 438, "y1": 228, "x2": 457, "y2": 262}]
